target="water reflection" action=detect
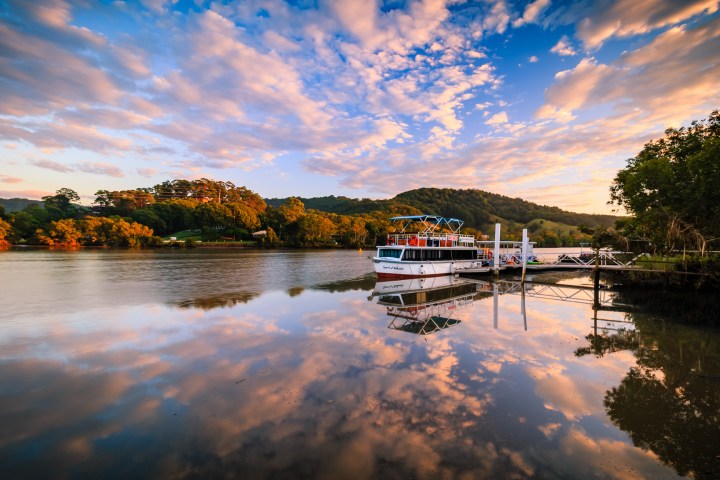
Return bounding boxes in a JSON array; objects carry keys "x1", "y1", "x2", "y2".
[
  {"x1": 576, "y1": 290, "x2": 720, "y2": 479},
  {"x1": 371, "y1": 276, "x2": 483, "y2": 335},
  {"x1": 1, "y1": 250, "x2": 717, "y2": 479},
  {"x1": 176, "y1": 291, "x2": 259, "y2": 309}
]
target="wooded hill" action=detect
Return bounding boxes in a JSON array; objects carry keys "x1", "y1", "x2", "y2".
[
  {"x1": 267, "y1": 187, "x2": 620, "y2": 232},
  {"x1": 0, "y1": 198, "x2": 43, "y2": 213}
]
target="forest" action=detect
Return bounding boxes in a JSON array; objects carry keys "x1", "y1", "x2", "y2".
[{"x1": 0, "y1": 180, "x2": 602, "y2": 249}]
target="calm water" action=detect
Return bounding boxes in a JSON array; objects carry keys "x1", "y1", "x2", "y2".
[{"x1": 1, "y1": 248, "x2": 718, "y2": 479}]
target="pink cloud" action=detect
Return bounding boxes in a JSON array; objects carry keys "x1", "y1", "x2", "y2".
[
  {"x1": 0, "y1": 175, "x2": 23, "y2": 184},
  {"x1": 75, "y1": 162, "x2": 124, "y2": 178},
  {"x1": 30, "y1": 158, "x2": 74, "y2": 173},
  {"x1": 0, "y1": 188, "x2": 51, "y2": 199},
  {"x1": 577, "y1": 0, "x2": 719, "y2": 49}
]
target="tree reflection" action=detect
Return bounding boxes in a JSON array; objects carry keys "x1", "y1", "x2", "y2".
[
  {"x1": 577, "y1": 292, "x2": 720, "y2": 479},
  {"x1": 575, "y1": 328, "x2": 639, "y2": 358},
  {"x1": 176, "y1": 291, "x2": 258, "y2": 309}
]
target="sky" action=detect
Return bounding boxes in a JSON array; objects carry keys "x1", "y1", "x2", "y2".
[{"x1": 0, "y1": 0, "x2": 719, "y2": 214}]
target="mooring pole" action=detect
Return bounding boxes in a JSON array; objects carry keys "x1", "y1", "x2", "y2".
[
  {"x1": 521, "y1": 228, "x2": 528, "y2": 283},
  {"x1": 494, "y1": 223, "x2": 501, "y2": 276}
]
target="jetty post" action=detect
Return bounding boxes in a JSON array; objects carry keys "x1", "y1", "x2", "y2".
[
  {"x1": 521, "y1": 228, "x2": 528, "y2": 283},
  {"x1": 494, "y1": 223, "x2": 501, "y2": 276}
]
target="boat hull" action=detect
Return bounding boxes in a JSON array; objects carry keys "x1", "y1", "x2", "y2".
[{"x1": 373, "y1": 258, "x2": 484, "y2": 278}]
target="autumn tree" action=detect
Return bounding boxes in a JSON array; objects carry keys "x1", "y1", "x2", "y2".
[
  {"x1": 297, "y1": 212, "x2": 336, "y2": 245},
  {"x1": 36, "y1": 218, "x2": 83, "y2": 246},
  {"x1": 0, "y1": 218, "x2": 11, "y2": 247}
]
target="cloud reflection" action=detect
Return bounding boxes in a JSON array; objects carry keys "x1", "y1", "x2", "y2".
[{"x1": 0, "y1": 277, "x2": 688, "y2": 478}]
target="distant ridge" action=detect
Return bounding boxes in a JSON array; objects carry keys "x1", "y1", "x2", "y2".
[
  {"x1": 266, "y1": 187, "x2": 620, "y2": 230},
  {"x1": 0, "y1": 197, "x2": 43, "y2": 213}
]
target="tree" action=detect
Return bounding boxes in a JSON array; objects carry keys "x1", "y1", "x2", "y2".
[
  {"x1": 610, "y1": 110, "x2": 720, "y2": 253},
  {"x1": 9, "y1": 209, "x2": 44, "y2": 242},
  {"x1": 0, "y1": 218, "x2": 11, "y2": 247},
  {"x1": 36, "y1": 218, "x2": 83, "y2": 246},
  {"x1": 94, "y1": 189, "x2": 155, "y2": 216},
  {"x1": 226, "y1": 202, "x2": 261, "y2": 231},
  {"x1": 277, "y1": 197, "x2": 305, "y2": 224},
  {"x1": 297, "y1": 212, "x2": 336, "y2": 244},
  {"x1": 42, "y1": 188, "x2": 81, "y2": 219},
  {"x1": 130, "y1": 208, "x2": 167, "y2": 234},
  {"x1": 258, "y1": 226, "x2": 280, "y2": 247}
]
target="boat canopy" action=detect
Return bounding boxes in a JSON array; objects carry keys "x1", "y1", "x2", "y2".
[{"x1": 389, "y1": 215, "x2": 464, "y2": 234}]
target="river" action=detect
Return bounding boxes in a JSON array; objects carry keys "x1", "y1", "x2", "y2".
[{"x1": 0, "y1": 248, "x2": 718, "y2": 479}]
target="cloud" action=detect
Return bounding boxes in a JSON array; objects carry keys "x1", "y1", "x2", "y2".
[
  {"x1": 550, "y1": 35, "x2": 577, "y2": 56},
  {"x1": 30, "y1": 159, "x2": 74, "y2": 173},
  {"x1": 486, "y1": 111, "x2": 509, "y2": 125},
  {"x1": 0, "y1": 188, "x2": 51, "y2": 199},
  {"x1": 482, "y1": 0, "x2": 512, "y2": 34},
  {"x1": 513, "y1": 0, "x2": 552, "y2": 27},
  {"x1": 137, "y1": 168, "x2": 158, "y2": 178},
  {"x1": 0, "y1": 175, "x2": 23, "y2": 184},
  {"x1": 529, "y1": 55, "x2": 539, "y2": 63},
  {"x1": 539, "y1": 16, "x2": 720, "y2": 123},
  {"x1": 536, "y1": 58, "x2": 614, "y2": 122},
  {"x1": 577, "y1": 0, "x2": 719, "y2": 49},
  {"x1": 28, "y1": 158, "x2": 124, "y2": 178},
  {"x1": 75, "y1": 162, "x2": 124, "y2": 178}
]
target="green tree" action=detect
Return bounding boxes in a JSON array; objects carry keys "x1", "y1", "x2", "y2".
[
  {"x1": 610, "y1": 110, "x2": 720, "y2": 253},
  {"x1": 9, "y1": 209, "x2": 44, "y2": 242},
  {"x1": 94, "y1": 189, "x2": 155, "y2": 216},
  {"x1": 42, "y1": 188, "x2": 81, "y2": 219},
  {"x1": 130, "y1": 208, "x2": 167, "y2": 234}
]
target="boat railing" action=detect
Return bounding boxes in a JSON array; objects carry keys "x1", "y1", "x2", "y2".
[{"x1": 386, "y1": 232, "x2": 475, "y2": 247}]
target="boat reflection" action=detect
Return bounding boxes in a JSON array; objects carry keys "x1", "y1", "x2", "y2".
[
  {"x1": 370, "y1": 276, "x2": 487, "y2": 335},
  {"x1": 371, "y1": 273, "x2": 630, "y2": 335}
]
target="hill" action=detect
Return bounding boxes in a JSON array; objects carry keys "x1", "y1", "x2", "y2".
[
  {"x1": 0, "y1": 198, "x2": 43, "y2": 213},
  {"x1": 266, "y1": 188, "x2": 620, "y2": 231}
]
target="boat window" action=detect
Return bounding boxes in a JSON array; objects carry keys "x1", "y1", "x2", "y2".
[
  {"x1": 402, "y1": 249, "x2": 420, "y2": 260},
  {"x1": 379, "y1": 249, "x2": 402, "y2": 258}
]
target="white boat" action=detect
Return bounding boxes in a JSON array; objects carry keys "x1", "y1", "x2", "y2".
[{"x1": 373, "y1": 215, "x2": 491, "y2": 278}]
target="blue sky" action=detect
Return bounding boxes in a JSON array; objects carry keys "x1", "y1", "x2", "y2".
[{"x1": 1, "y1": 0, "x2": 719, "y2": 213}]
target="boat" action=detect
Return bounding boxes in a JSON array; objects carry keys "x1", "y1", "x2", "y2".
[{"x1": 373, "y1": 215, "x2": 491, "y2": 278}]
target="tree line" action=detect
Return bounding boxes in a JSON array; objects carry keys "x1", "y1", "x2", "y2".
[
  {"x1": 0, "y1": 177, "x2": 596, "y2": 249},
  {"x1": 0, "y1": 179, "x2": 410, "y2": 248}
]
